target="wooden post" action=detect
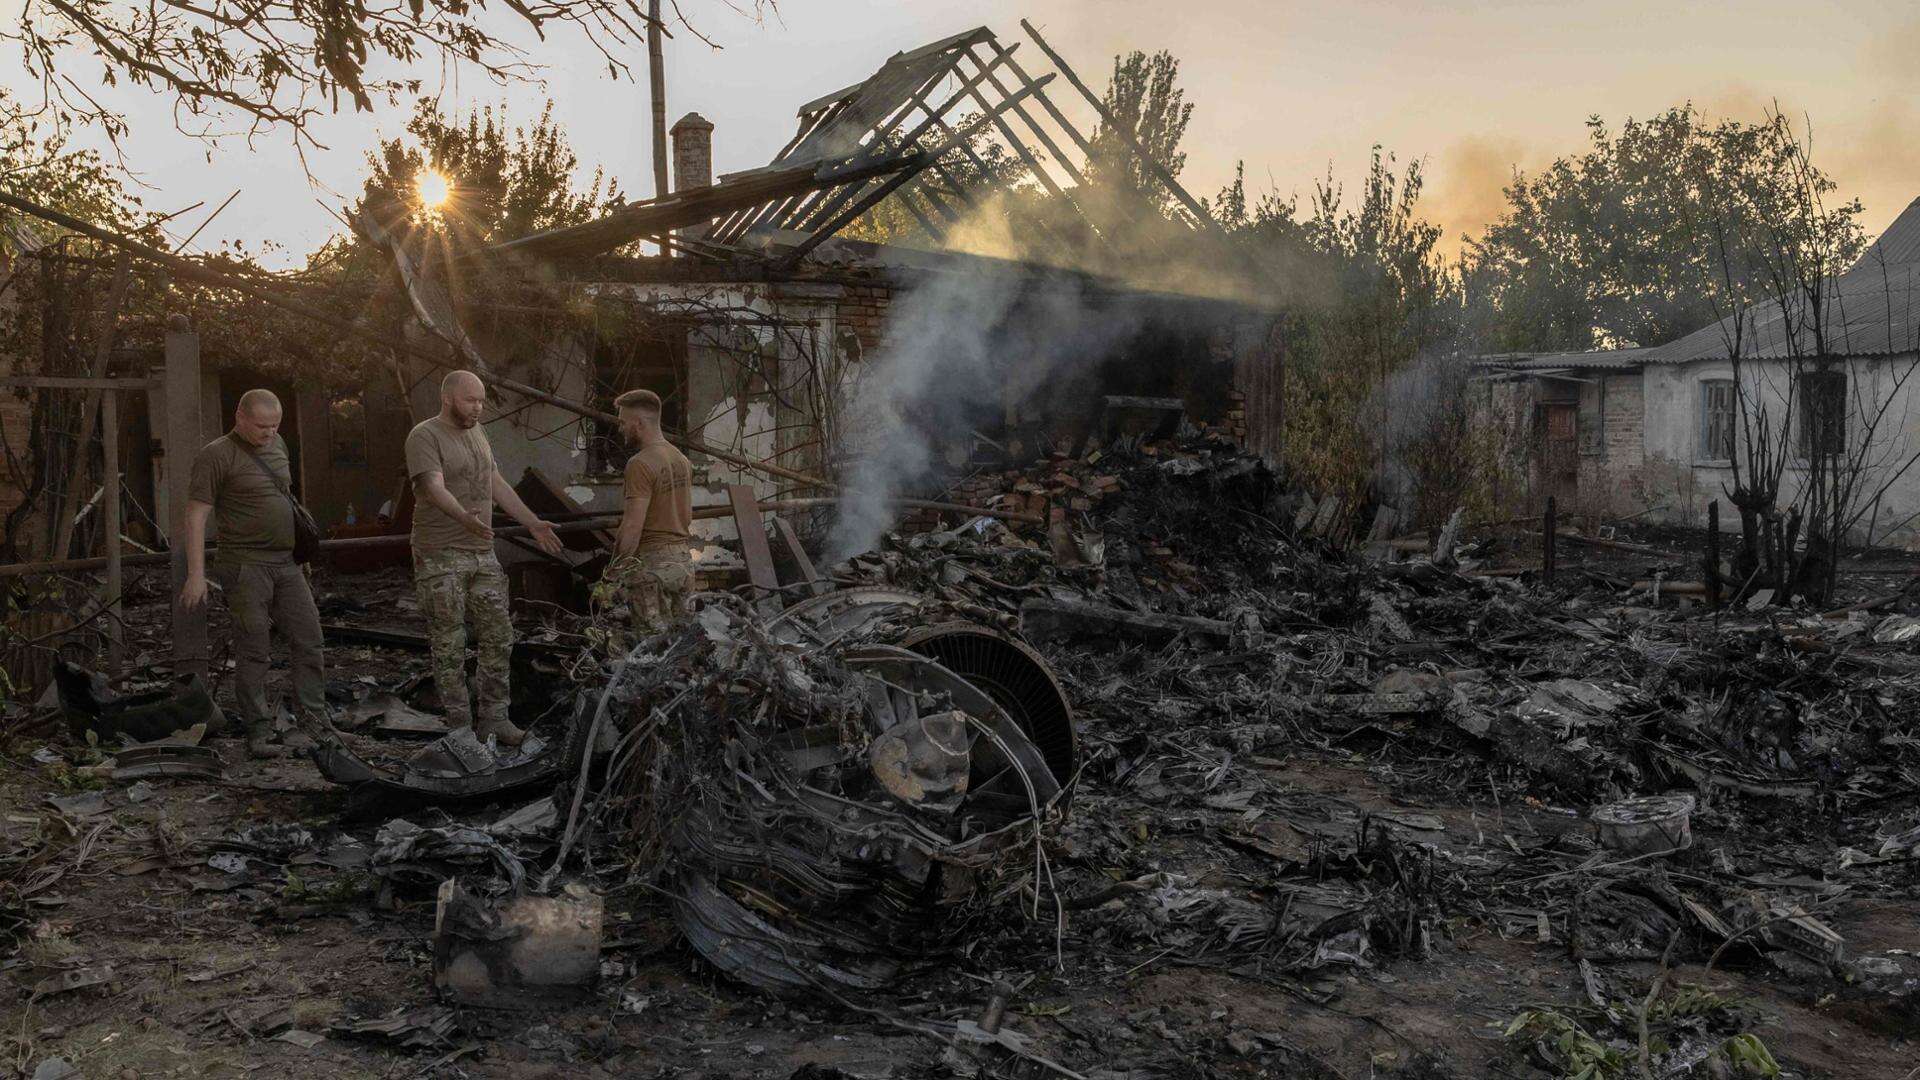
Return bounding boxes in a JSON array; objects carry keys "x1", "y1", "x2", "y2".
[
  {"x1": 1705, "y1": 500, "x2": 1723, "y2": 609},
  {"x1": 727, "y1": 484, "x2": 780, "y2": 601},
  {"x1": 101, "y1": 390, "x2": 122, "y2": 676},
  {"x1": 1543, "y1": 496, "x2": 1557, "y2": 586},
  {"x1": 50, "y1": 254, "x2": 131, "y2": 561},
  {"x1": 164, "y1": 319, "x2": 208, "y2": 678},
  {"x1": 647, "y1": 0, "x2": 671, "y2": 257}
]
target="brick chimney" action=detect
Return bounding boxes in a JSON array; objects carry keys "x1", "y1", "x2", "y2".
[{"x1": 670, "y1": 112, "x2": 714, "y2": 193}]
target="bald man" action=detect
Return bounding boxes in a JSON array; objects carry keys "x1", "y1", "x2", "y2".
[
  {"x1": 179, "y1": 389, "x2": 325, "y2": 758},
  {"x1": 405, "y1": 370, "x2": 563, "y2": 746}
]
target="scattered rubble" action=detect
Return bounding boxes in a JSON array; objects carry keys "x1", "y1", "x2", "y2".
[{"x1": 6, "y1": 426, "x2": 1920, "y2": 1076}]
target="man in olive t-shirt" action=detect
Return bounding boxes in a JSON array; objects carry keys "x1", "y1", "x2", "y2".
[
  {"x1": 405, "y1": 370, "x2": 563, "y2": 746},
  {"x1": 178, "y1": 388, "x2": 325, "y2": 758},
  {"x1": 599, "y1": 388, "x2": 694, "y2": 640}
]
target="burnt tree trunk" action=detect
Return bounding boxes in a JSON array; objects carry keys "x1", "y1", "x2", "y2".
[{"x1": 1704, "y1": 501, "x2": 1723, "y2": 608}]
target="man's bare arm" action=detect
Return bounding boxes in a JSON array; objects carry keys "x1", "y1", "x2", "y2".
[
  {"x1": 414, "y1": 472, "x2": 493, "y2": 540},
  {"x1": 178, "y1": 500, "x2": 215, "y2": 609},
  {"x1": 617, "y1": 493, "x2": 651, "y2": 558},
  {"x1": 488, "y1": 472, "x2": 564, "y2": 555}
]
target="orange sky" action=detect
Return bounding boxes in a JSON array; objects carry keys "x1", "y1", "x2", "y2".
[{"x1": 8, "y1": 0, "x2": 1916, "y2": 263}]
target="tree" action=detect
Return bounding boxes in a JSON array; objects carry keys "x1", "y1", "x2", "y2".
[
  {"x1": 356, "y1": 100, "x2": 622, "y2": 244},
  {"x1": 1212, "y1": 150, "x2": 1468, "y2": 521},
  {"x1": 1084, "y1": 50, "x2": 1191, "y2": 216},
  {"x1": 0, "y1": 90, "x2": 146, "y2": 237},
  {"x1": 9, "y1": 0, "x2": 775, "y2": 145},
  {"x1": 1465, "y1": 106, "x2": 1865, "y2": 353},
  {"x1": 1692, "y1": 113, "x2": 1918, "y2": 605},
  {"x1": 839, "y1": 121, "x2": 1028, "y2": 248}
]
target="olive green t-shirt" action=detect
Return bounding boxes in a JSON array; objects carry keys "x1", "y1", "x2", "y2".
[
  {"x1": 405, "y1": 416, "x2": 496, "y2": 553},
  {"x1": 188, "y1": 432, "x2": 296, "y2": 562},
  {"x1": 622, "y1": 442, "x2": 693, "y2": 552}
]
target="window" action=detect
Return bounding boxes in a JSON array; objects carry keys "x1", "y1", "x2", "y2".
[
  {"x1": 1799, "y1": 371, "x2": 1847, "y2": 459},
  {"x1": 588, "y1": 329, "x2": 687, "y2": 474},
  {"x1": 329, "y1": 393, "x2": 367, "y2": 466},
  {"x1": 1698, "y1": 380, "x2": 1736, "y2": 461}
]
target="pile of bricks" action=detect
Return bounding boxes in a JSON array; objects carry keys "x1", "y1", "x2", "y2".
[
  {"x1": 1224, "y1": 387, "x2": 1249, "y2": 444},
  {"x1": 937, "y1": 424, "x2": 1251, "y2": 531}
]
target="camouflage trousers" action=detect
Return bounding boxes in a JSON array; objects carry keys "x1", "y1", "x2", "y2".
[
  {"x1": 413, "y1": 548, "x2": 512, "y2": 728},
  {"x1": 600, "y1": 546, "x2": 693, "y2": 638}
]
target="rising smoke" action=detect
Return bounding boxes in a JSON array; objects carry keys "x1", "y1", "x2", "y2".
[{"x1": 824, "y1": 264, "x2": 1151, "y2": 562}]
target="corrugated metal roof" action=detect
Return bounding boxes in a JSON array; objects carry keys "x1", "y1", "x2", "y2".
[
  {"x1": 1630, "y1": 196, "x2": 1920, "y2": 365},
  {"x1": 1636, "y1": 265, "x2": 1920, "y2": 364},
  {"x1": 1860, "y1": 196, "x2": 1920, "y2": 269},
  {"x1": 1475, "y1": 348, "x2": 1651, "y2": 371}
]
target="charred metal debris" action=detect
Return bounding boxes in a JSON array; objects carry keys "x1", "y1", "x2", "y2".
[{"x1": 14, "y1": 425, "x2": 1920, "y2": 1078}]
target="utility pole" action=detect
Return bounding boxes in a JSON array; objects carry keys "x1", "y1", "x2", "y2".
[{"x1": 648, "y1": 0, "x2": 672, "y2": 256}]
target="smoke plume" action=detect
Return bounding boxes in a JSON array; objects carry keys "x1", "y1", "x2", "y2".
[{"x1": 825, "y1": 266, "x2": 1150, "y2": 562}]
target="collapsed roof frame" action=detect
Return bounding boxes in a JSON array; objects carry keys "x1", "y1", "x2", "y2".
[{"x1": 489, "y1": 22, "x2": 1223, "y2": 269}]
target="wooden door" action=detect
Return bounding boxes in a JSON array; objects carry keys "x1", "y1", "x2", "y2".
[{"x1": 1536, "y1": 402, "x2": 1578, "y2": 504}]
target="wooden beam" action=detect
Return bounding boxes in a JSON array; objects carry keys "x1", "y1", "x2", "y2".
[
  {"x1": 0, "y1": 192, "x2": 845, "y2": 493},
  {"x1": 726, "y1": 484, "x2": 780, "y2": 601},
  {"x1": 785, "y1": 48, "x2": 1018, "y2": 235},
  {"x1": 0, "y1": 495, "x2": 1044, "y2": 580},
  {"x1": 959, "y1": 45, "x2": 1089, "y2": 187},
  {"x1": 1019, "y1": 19, "x2": 1224, "y2": 234},
  {"x1": 515, "y1": 466, "x2": 615, "y2": 553},
  {"x1": 101, "y1": 389, "x2": 122, "y2": 677},
  {"x1": 759, "y1": 60, "x2": 962, "y2": 238},
  {"x1": 0, "y1": 376, "x2": 158, "y2": 391},
  {"x1": 894, "y1": 188, "x2": 948, "y2": 241},
  {"x1": 776, "y1": 76, "x2": 1055, "y2": 271},
  {"x1": 164, "y1": 322, "x2": 208, "y2": 678},
  {"x1": 771, "y1": 516, "x2": 829, "y2": 598},
  {"x1": 51, "y1": 254, "x2": 131, "y2": 563},
  {"x1": 990, "y1": 38, "x2": 1099, "y2": 160}
]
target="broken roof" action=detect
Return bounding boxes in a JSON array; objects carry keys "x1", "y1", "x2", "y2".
[{"x1": 488, "y1": 23, "x2": 1216, "y2": 272}]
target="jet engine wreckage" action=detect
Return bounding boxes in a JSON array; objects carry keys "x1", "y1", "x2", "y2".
[{"x1": 281, "y1": 583, "x2": 1079, "y2": 997}]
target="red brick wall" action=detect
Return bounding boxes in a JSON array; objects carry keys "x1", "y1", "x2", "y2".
[{"x1": 835, "y1": 281, "x2": 893, "y2": 354}]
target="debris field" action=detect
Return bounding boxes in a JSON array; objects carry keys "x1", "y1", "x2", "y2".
[{"x1": 5, "y1": 427, "x2": 1920, "y2": 1080}]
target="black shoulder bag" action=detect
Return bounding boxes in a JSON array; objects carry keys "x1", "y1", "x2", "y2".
[{"x1": 240, "y1": 441, "x2": 322, "y2": 564}]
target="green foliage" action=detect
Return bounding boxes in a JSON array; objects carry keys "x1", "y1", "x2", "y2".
[
  {"x1": 357, "y1": 100, "x2": 622, "y2": 244},
  {"x1": 11, "y1": 0, "x2": 772, "y2": 144},
  {"x1": 281, "y1": 868, "x2": 370, "y2": 904},
  {"x1": 1503, "y1": 1009, "x2": 1630, "y2": 1080},
  {"x1": 1503, "y1": 985, "x2": 1781, "y2": 1080},
  {"x1": 1717, "y1": 1034, "x2": 1781, "y2": 1077},
  {"x1": 841, "y1": 121, "x2": 1028, "y2": 248},
  {"x1": 0, "y1": 91, "x2": 146, "y2": 234},
  {"x1": 1086, "y1": 50, "x2": 1193, "y2": 214},
  {"x1": 1464, "y1": 106, "x2": 1866, "y2": 352},
  {"x1": 1215, "y1": 149, "x2": 1467, "y2": 516}
]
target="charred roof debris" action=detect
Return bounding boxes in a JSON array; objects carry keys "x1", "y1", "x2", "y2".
[{"x1": 5, "y1": 20, "x2": 1920, "y2": 1080}]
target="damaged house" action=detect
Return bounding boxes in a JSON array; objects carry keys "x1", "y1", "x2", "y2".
[
  {"x1": 1479, "y1": 194, "x2": 1920, "y2": 543},
  {"x1": 327, "y1": 23, "x2": 1286, "y2": 572}
]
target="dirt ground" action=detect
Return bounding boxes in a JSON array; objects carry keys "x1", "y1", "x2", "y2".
[
  {"x1": 5, "y1": 728, "x2": 1917, "y2": 1079},
  {"x1": 5, "y1": 526, "x2": 1920, "y2": 1080}
]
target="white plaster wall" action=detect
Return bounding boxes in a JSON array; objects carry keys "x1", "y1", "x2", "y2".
[
  {"x1": 559, "y1": 280, "x2": 853, "y2": 545},
  {"x1": 1641, "y1": 353, "x2": 1920, "y2": 545}
]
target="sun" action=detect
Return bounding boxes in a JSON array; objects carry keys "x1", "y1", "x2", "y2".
[{"x1": 416, "y1": 169, "x2": 453, "y2": 210}]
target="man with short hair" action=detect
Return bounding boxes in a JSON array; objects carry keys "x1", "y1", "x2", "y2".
[
  {"x1": 179, "y1": 388, "x2": 324, "y2": 759},
  {"x1": 406, "y1": 370, "x2": 564, "y2": 746},
  {"x1": 601, "y1": 388, "x2": 694, "y2": 638}
]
